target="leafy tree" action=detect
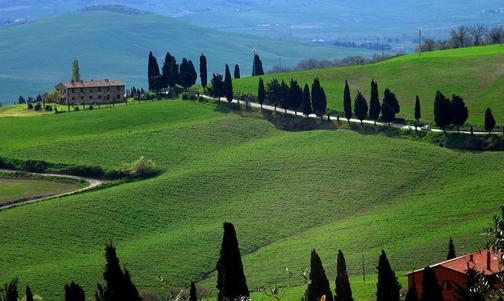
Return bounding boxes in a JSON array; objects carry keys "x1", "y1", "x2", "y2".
[
  {"x1": 0, "y1": 279, "x2": 18, "y2": 301},
  {"x1": 25, "y1": 286, "x2": 34, "y2": 301},
  {"x1": 189, "y1": 281, "x2": 198, "y2": 301},
  {"x1": 210, "y1": 74, "x2": 225, "y2": 101},
  {"x1": 405, "y1": 274, "x2": 419, "y2": 301},
  {"x1": 421, "y1": 266, "x2": 444, "y2": 301},
  {"x1": 147, "y1": 52, "x2": 161, "y2": 91},
  {"x1": 200, "y1": 54, "x2": 208, "y2": 91},
  {"x1": 312, "y1": 78, "x2": 327, "y2": 118},
  {"x1": 252, "y1": 54, "x2": 264, "y2": 76},
  {"x1": 382, "y1": 89, "x2": 399, "y2": 125},
  {"x1": 334, "y1": 250, "x2": 353, "y2": 301},
  {"x1": 304, "y1": 250, "x2": 334, "y2": 301},
  {"x1": 354, "y1": 91, "x2": 368, "y2": 125},
  {"x1": 376, "y1": 250, "x2": 401, "y2": 301},
  {"x1": 343, "y1": 80, "x2": 352, "y2": 121},
  {"x1": 302, "y1": 84, "x2": 312, "y2": 116},
  {"x1": 447, "y1": 237, "x2": 456, "y2": 260},
  {"x1": 266, "y1": 78, "x2": 281, "y2": 111},
  {"x1": 369, "y1": 80, "x2": 381, "y2": 125},
  {"x1": 414, "y1": 96, "x2": 421, "y2": 131},
  {"x1": 216, "y1": 222, "x2": 249, "y2": 301},
  {"x1": 434, "y1": 91, "x2": 451, "y2": 132},
  {"x1": 179, "y1": 58, "x2": 197, "y2": 89},
  {"x1": 72, "y1": 58, "x2": 80, "y2": 82},
  {"x1": 258, "y1": 78, "x2": 265, "y2": 108},
  {"x1": 450, "y1": 95, "x2": 468, "y2": 133},
  {"x1": 234, "y1": 64, "x2": 241, "y2": 79},
  {"x1": 484, "y1": 108, "x2": 496, "y2": 134},
  {"x1": 65, "y1": 282, "x2": 86, "y2": 301},
  {"x1": 224, "y1": 64, "x2": 234, "y2": 103},
  {"x1": 288, "y1": 79, "x2": 303, "y2": 114},
  {"x1": 279, "y1": 80, "x2": 290, "y2": 113},
  {"x1": 95, "y1": 243, "x2": 141, "y2": 301}
]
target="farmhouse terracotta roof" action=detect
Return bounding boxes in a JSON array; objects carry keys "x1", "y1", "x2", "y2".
[
  {"x1": 58, "y1": 79, "x2": 124, "y2": 88},
  {"x1": 408, "y1": 250, "x2": 504, "y2": 276}
]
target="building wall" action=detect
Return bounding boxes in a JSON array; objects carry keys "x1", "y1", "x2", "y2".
[
  {"x1": 57, "y1": 85, "x2": 125, "y2": 105},
  {"x1": 408, "y1": 266, "x2": 466, "y2": 301}
]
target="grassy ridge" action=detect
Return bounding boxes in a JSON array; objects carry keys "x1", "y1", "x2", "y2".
[
  {"x1": 233, "y1": 45, "x2": 504, "y2": 125},
  {"x1": 0, "y1": 100, "x2": 502, "y2": 300}
]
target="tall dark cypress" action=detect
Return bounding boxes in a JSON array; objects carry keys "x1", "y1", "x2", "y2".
[
  {"x1": 376, "y1": 250, "x2": 401, "y2": 301},
  {"x1": 381, "y1": 89, "x2": 399, "y2": 125},
  {"x1": 369, "y1": 80, "x2": 381, "y2": 124},
  {"x1": 65, "y1": 282, "x2": 86, "y2": 301},
  {"x1": 211, "y1": 74, "x2": 225, "y2": 100},
  {"x1": 252, "y1": 54, "x2": 264, "y2": 76},
  {"x1": 450, "y1": 95, "x2": 468, "y2": 133},
  {"x1": 288, "y1": 79, "x2": 303, "y2": 114},
  {"x1": 200, "y1": 54, "x2": 208, "y2": 91},
  {"x1": 305, "y1": 250, "x2": 334, "y2": 301},
  {"x1": 179, "y1": 59, "x2": 197, "y2": 89},
  {"x1": 189, "y1": 281, "x2": 198, "y2": 301},
  {"x1": 343, "y1": 80, "x2": 352, "y2": 121},
  {"x1": 168, "y1": 57, "x2": 179, "y2": 88},
  {"x1": 354, "y1": 91, "x2": 368, "y2": 125},
  {"x1": 421, "y1": 267, "x2": 444, "y2": 301},
  {"x1": 25, "y1": 286, "x2": 34, "y2": 301},
  {"x1": 258, "y1": 78, "x2": 265, "y2": 108},
  {"x1": 161, "y1": 52, "x2": 175, "y2": 89},
  {"x1": 484, "y1": 108, "x2": 496, "y2": 134},
  {"x1": 216, "y1": 222, "x2": 249, "y2": 301},
  {"x1": 279, "y1": 80, "x2": 290, "y2": 113},
  {"x1": 334, "y1": 250, "x2": 353, "y2": 301},
  {"x1": 434, "y1": 91, "x2": 451, "y2": 132},
  {"x1": 312, "y1": 78, "x2": 326, "y2": 118},
  {"x1": 266, "y1": 78, "x2": 281, "y2": 110},
  {"x1": 302, "y1": 84, "x2": 312, "y2": 116},
  {"x1": 414, "y1": 96, "x2": 421, "y2": 130},
  {"x1": 234, "y1": 64, "x2": 241, "y2": 79},
  {"x1": 447, "y1": 237, "x2": 456, "y2": 260},
  {"x1": 147, "y1": 52, "x2": 161, "y2": 91},
  {"x1": 224, "y1": 64, "x2": 234, "y2": 103}
]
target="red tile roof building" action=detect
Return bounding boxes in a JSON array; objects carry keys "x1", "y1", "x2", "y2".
[
  {"x1": 407, "y1": 250, "x2": 503, "y2": 301},
  {"x1": 56, "y1": 79, "x2": 126, "y2": 105}
]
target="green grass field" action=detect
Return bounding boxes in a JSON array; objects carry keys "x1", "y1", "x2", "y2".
[
  {"x1": 233, "y1": 45, "x2": 504, "y2": 125},
  {"x1": 0, "y1": 100, "x2": 502, "y2": 300},
  {"x1": 0, "y1": 175, "x2": 84, "y2": 204}
]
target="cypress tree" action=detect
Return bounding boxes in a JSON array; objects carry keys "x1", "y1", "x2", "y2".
[
  {"x1": 421, "y1": 267, "x2": 444, "y2": 301},
  {"x1": 234, "y1": 64, "x2": 241, "y2": 79},
  {"x1": 168, "y1": 57, "x2": 179, "y2": 89},
  {"x1": 455, "y1": 267, "x2": 486, "y2": 301},
  {"x1": 354, "y1": 91, "x2": 368, "y2": 125},
  {"x1": 376, "y1": 250, "x2": 401, "y2": 301},
  {"x1": 484, "y1": 108, "x2": 496, "y2": 134},
  {"x1": 343, "y1": 80, "x2": 352, "y2": 121},
  {"x1": 147, "y1": 52, "x2": 161, "y2": 91},
  {"x1": 414, "y1": 96, "x2": 421, "y2": 131},
  {"x1": 279, "y1": 80, "x2": 290, "y2": 113},
  {"x1": 210, "y1": 74, "x2": 225, "y2": 101},
  {"x1": 447, "y1": 237, "x2": 456, "y2": 260},
  {"x1": 258, "y1": 78, "x2": 265, "y2": 108},
  {"x1": 161, "y1": 52, "x2": 175, "y2": 89},
  {"x1": 72, "y1": 59, "x2": 81, "y2": 82},
  {"x1": 267, "y1": 79, "x2": 281, "y2": 111},
  {"x1": 224, "y1": 64, "x2": 233, "y2": 103},
  {"x1": 189, "y1": 281, "x2": 198, "y2": 301},
  {"x1": 382, "y1": 89, "x2": 399, "y2": 125},
  {"x1": 252, "y1": 54, "x2": 264, "y2": 76},
  {"x1": 216, "y1": 222, "x2": 249, "y2": 301},
  {"x1": 334, "y1": 250, "x2": 353, "y2": 301},
  {"x1": 369, "y1": 80, "x2": 381, "y2": 125},
  {"x1": 302, "y1": 84, "x2": 312, "y2": 116},
  {"x1": 65, "y1": 282, "x2": 86, "y2": 301},
  {"x1": 450, "y1": 95, "x2": 468, "y2": 133},
  {"x1": 304, "y1": 250, "x2": 334, "y2": 301},
  {"x1": 405, "y1": 274, "x2": 419, "y2": 301},
  {"x1": 25, "y1": 286, "x2": 34, "y2": 301},
  {"x1": 95, "y1": 243, "x2": 141, "y2": 301},
  {"x1": 288, "y1": 79, "x2": 303, "y2": 114},
  {"x1": 2, "y1": 279, "x2": 18, "y2": 301},
  {"x1": 434, "y1": 91, "x2": 451, "y2": 132},
  {"x1": 200, "y1": 54, "x2": 208, "y2": 91},
  {"x1": 312, "y1": 78, "x2": 326, "y2": 119},
  {"x1": 179, "y1": 59, "x2": 197, "y2": 90}
]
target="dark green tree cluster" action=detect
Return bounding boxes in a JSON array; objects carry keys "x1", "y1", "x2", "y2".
[
  {"x1": 147, "y1": 51, "x2": 162, "y2": 91},
  {"x1": 434, "y1": 91, "x2": 469, "y2": 133},
  {"x1": 148, "y1": 51, "x2": 197, "y2": 91},
  {"x1": 179, "y1": 58, "x2": 198, "y2": 90},
  {"x1": 95, "y1": 243, "x2": 141, "y2": 301},
  {"x1": 210, "y1": 74, "x2": 225, "y2": 100},
  {"x1": 252, "y1": 54, "x2": 264, "y2": 76},
  {"x1": 354, "y1": 91, "x2": 368, "y2": 125},
  {"x1": 381, "y1": 89, "x2": 400, "y2": 125}
]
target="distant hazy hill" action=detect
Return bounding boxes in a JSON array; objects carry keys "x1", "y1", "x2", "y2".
[{"x1": 0, "y1": 9, "x2": 377, "y2": 103}]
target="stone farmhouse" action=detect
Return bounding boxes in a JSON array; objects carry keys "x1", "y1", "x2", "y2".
[{"x1": 55, "y1": 79, "x2": 126, "y2": 105}]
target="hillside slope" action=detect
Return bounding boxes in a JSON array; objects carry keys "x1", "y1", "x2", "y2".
[
  {"x1": 0, "y1": 100, "x2": 502, "y2": 300},
  {"x1": 0, "y1": 9, "x2": 378, "y2": 103},
  {"x1": 233, "y1": 45, "x2": 504, "y2": 124}
]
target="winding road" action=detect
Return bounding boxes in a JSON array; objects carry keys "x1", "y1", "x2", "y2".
[
  {"x1": 0, "y1": 170, "x2": 103, "y2": 211},
  {"x1": 202, "y1": 95, "x2": 498, "y2": 136}
]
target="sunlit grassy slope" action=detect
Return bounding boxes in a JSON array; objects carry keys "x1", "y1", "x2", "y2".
[
  {"x1": 0, "y1": 100, "x2": 502, "y2": 300},
  {"x1": 233, "y1": 45, "x2": 504, "y2": 125}
]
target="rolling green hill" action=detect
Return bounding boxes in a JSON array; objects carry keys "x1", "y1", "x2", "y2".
[
  {"x1": 0, "y1": 8, "x2": 379, "y2": 103},
  {"x1": 233, "y1": 45, "x2": 504, "y2": 125},
  {"x1": 0, "y1": 100, "x2": 502, "y2": 300}
]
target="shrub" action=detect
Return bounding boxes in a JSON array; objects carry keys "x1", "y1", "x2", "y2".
[
  {"x1": 74, "y1": 107, "x2": 80, "y2": 111},
  {"x1": 27, "y1": 102, "x2": 34, "y2": 110},
  {"x1": 181, "y1": 93, "x2": 189, "y2": 100},
  {"x1": 34, "y1": 102, "x2": 42, "y2": 111},
  {"x1": 63, "y1": 165, "x2": 105, "y2": 178},
  {"x1": 120, "y1": 156, "x2": 158, "y2": 178},
  {"x1": 21, "y1": 160, "x2": 48, "y2": 173},
  {"x1": 88, "y1": 105, "x2": 94, "y2": 110},
  {"x1": 44, "y1": 105, "x2": 53, "y2": 111}
]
